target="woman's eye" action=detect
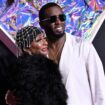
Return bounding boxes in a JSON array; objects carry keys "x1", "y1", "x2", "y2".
[
  {"x1": 35, "y1": 36, "x2": 46, "y2": 42},
  {"x1": 36, "y1": 39, "x2": 42, "y2": 42}
]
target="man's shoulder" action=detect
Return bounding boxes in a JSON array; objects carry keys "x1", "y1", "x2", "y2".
[
  {"x1": 65, "y1": 32, "x2": 94, "y2": 57},
  {"x1": 66, "y1": 32, "x2": 92, "y2": 46},
  {"x1": 66, "y1": 32, "x2": 83, "y2": 43}
]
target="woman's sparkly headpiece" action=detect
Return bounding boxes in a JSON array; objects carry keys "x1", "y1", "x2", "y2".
[{"x1": 16, "y1": 26, "x2": 42, "y2": 49}]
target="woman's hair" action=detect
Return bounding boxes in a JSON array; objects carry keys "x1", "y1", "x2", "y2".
[
  {"x1": 16, "y1": 26, "x2": 42, "y2": 50},
  {"x1": 8, "y1": 54, "x2": 67, "y2": 105}
]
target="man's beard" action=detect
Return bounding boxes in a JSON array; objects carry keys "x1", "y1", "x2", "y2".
[{"x1": 46, "y1": 30, "x2": 65, "y2": 42}]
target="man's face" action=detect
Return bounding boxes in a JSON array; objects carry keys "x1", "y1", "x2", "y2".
[{"x1": 40, "y1": 6, "x2": 66, "y2": 41}]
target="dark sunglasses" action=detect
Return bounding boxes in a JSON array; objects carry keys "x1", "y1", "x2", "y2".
[{"x1": 41, "y1": 14, "x2": 66, "y2": 23}]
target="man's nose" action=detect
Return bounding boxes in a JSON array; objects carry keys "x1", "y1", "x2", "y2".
[{"x1": 55, "y1": 16, "x2": 61, "y2": 24}]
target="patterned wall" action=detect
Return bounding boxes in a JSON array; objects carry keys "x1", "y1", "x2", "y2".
[{"x1": 0, "y1": 0, "x2": 105, "y2": 43}]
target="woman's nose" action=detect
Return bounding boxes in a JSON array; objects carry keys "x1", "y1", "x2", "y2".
[{"x1": 43, "y1": 38, "x2": 48, "y2": 45}]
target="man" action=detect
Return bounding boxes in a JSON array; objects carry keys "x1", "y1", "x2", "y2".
[{"x1": 39, "y1": 2, "x2": 105, "y2": 105}]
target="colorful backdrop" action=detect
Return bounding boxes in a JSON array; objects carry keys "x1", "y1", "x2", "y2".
[{"x1": 0, "y1": 0, "x2": 105, "y2": 42}]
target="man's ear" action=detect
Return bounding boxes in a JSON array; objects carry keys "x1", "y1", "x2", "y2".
[
  {"x1": 39, "y1": 21, "x2": 45, "y2": 29},
  {"x1": 5, "y1": 90, "x2": 16, "y2": 105}
]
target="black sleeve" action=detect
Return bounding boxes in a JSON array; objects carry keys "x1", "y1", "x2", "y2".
[
  {"x1": 93, "y1": 19, "x2": 105, "y2": 72},
  {"x1": 0, "y1": 41, "x2": 16, "y2": 105}
]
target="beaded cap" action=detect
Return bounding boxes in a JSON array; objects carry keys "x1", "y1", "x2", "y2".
[{"x1": 16, "y1": 26, "x2": 42, "y2": 49}]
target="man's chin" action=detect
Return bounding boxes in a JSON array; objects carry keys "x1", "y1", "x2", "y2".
[
  {"x1": 46, "y1": 31, "x2": 65, "y2": 41},
  {"x1": 55, "y1": 30, "x2": 64, "y2": 35},
  {"x1": 55, "y1": 31, "x2": 65, "y2": 38}
]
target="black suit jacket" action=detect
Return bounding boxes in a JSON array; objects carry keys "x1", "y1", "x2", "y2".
[
  {"x1": 0, "y1": 41, "x2": 16, "y2": 105},
  {"x1": 93, "y1": 19, "x2": 105, "y2": 71}
]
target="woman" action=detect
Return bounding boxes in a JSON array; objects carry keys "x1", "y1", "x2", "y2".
[
  {"x1": 16, "y1": 26, "x2": 48, "y2": 57},
  {"x1": 5, "y1": 54, "x2": 67, "y2": 105},
  {"x1": 5, "y1": 26, "x2": 67, "y2": 105}
]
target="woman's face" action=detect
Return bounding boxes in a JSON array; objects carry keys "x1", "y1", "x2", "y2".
[{"x1": 25, "y1": 33, "x2": 48, "y2": 56}]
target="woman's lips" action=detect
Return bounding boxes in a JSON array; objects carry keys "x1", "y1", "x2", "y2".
[{"x1": 42, "y1": 47, "x2": 48, "y2": 52}]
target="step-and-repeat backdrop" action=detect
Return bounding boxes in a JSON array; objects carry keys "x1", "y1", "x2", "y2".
[{"x1": 0, "y1": 0, "x2": 105, "y2": 43}]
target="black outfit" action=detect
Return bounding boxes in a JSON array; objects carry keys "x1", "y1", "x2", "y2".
[
  {"x1": 0, "y1": 41, "x2": 16, "y2": 105},
  {"x1": 93, "y1": 20, "x2": 105, "y2": 71},
  {"x1": 8, "y1": 54, "x2": 67, "y2": 105}
]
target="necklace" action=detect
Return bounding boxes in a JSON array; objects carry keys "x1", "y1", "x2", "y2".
[{"x1": 48, "y1": 35, "x2": 66, "y2": 64}]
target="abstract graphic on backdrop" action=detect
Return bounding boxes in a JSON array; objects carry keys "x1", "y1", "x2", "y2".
[{"x1": 0, "y1": 0, "x2": 105, "y2": 42}]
